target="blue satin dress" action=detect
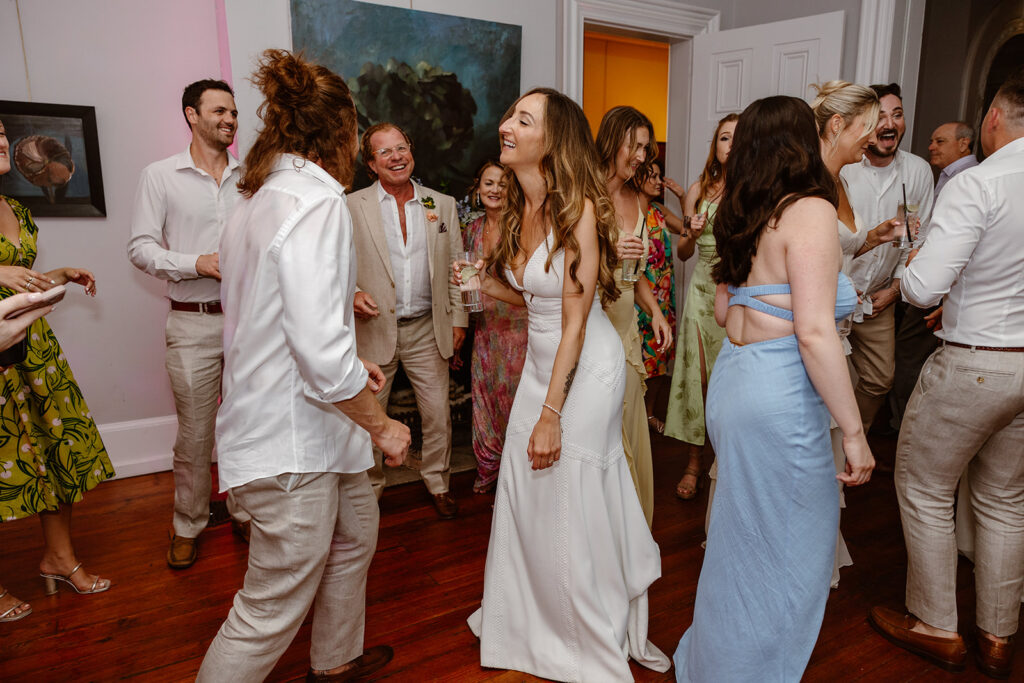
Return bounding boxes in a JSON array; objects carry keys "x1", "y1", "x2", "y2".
[{"x1": 674, "y1": 274, "x2": 858, "y2": 682}]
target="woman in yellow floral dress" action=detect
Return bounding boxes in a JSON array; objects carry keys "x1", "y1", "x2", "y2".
[{"x1": 0, "y1": 117, "x2": 114, "y2": 623}]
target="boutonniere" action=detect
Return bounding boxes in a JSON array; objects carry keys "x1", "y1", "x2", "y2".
[
  {"x1": 438, "y1": 221, "x2": 448, "y2": 233},
  {"x1": 426, "y1": 211, "x2": 439, "y2": 223},
  {"x1": 422, "y1": 196, "x2": 436, "y2": 210}
]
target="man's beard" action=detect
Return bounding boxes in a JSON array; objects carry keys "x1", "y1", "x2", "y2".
[{"x1": 868, "y1": 128, "x2": 901, "y2": 157}]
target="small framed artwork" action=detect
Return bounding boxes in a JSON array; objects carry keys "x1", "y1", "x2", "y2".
[{"x1": 0, "y1": 100, "x2": 106, "y2": 217}]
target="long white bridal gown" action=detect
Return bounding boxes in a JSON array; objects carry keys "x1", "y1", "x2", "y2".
[{"x1": 468, "y1": 232, "x2": 670, "y2": 682}]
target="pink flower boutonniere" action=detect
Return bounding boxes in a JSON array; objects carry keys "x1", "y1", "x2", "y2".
[{"x1": 426, "y1": 211, "x2": 439, "y2": 223}]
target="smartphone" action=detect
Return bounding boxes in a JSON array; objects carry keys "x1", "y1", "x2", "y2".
[{"x1": 4, "y1": 284, "x2": 66, "y2": 320}]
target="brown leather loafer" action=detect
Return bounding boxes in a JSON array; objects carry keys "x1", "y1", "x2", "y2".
[
  {"x1": 432, "y1": 492, "x2": 458, "y2": 520},
  {"x1": 306, "y1": 645, "x2": 394, "y2": 681},
  {"x1": 166, "y1": 535, "x2": 198, "y2": 569},
  {"x1": 869, "y1": 606, "x2": 966, "y2": 672},
  {"x1": 976, "y1": 630, "x2": 1015, "y2": 679}
]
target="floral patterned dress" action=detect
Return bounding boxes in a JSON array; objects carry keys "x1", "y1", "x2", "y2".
[
  {"x1": 0, "y1": 197, "x2": 114, "y2": 521},
  {"x1": 464, "y1": 216, "x2": 528, "y2": 492},
  {"x1": 636, "y1": 204, "x2": 676, "y2": 377}
]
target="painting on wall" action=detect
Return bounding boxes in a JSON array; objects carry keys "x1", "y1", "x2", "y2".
[
  {"x1": 290, "y1": 0, "x2": 523, "y2": 198},
  {"x1": 0, "y1": 101, "x2": 106, "y2": 218}
]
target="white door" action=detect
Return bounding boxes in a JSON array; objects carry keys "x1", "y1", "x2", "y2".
[{"x1": 687, "y1": 11, "x2": 845, "y2": 183}]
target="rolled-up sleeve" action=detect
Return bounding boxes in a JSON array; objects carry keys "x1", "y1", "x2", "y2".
[
  {"x1": 127, "y1": 167, "x2": 201, "y2": 281},
  {"x1": 901, "y1": 173, "x2": 985, "y2": 308},
  {"x1": 277, "y1": 195, "x2": 368, "y2": 403}
]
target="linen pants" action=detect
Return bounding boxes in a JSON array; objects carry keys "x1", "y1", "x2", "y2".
[
  {"x1": 165, "y1": 310, "x2": 223, "y2": 538},
  {"x1": 197, "y1": 470, "x2": 379, "y2": 681},
  {"x1": 368, "y1": 313, "x2": 451, "y2": 497},
  {"x1": 895, "y1": 344, "x2": 1024, "y2": 637},
  {"x1": 849, "y1": 303, "x2": 896, "y2": 433}
]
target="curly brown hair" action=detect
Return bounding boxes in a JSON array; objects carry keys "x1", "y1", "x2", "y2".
[{"x1": 238, "y1": 50, "x2": 358, "y2": 196}]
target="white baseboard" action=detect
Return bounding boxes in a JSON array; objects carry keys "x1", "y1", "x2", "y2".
[{"x1": 96, "y1": 415, "x2": 178, "y2": 479}]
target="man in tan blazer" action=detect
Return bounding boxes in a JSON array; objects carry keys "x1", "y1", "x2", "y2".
[{"x1": 349, "y1": 122, "x2": 467, "y2": 519}]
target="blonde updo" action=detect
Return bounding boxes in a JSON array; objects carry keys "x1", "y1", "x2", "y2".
[{"x1": 810, "y1": 80, "x2": 880, "y2": 146}]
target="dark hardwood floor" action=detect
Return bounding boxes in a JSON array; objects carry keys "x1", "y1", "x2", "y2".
[{"x1": 0, "y1": 430, "x2": 1020, "y2": 681}]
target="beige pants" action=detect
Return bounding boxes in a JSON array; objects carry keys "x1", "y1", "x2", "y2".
[
  {"x1": 896, "y1": 344, "x2": 1024, "y2": 637},
  {"x1": 197, "y1": 470, "x2": 379, "y2": 681},
  {"x1": 369, "y1": 313, "x2": 451, "y2": 496},
  {"x1": 849, "y1": 304, "x2": 896, "y2": 433},
  {"x1": 165, "y1": 310, "x2": 223, "y2": 537}
]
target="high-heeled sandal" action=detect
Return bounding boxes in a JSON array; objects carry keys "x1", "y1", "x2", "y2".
[
  {"x1": 0, "y1": 590, "x2": 32, "y2": 622},
  {"x1": 40, "y1": 562, "x2": 111, "y2": 595},
  {"x1": 676, "y1": 465, "x2": 702, "y2": 500}
]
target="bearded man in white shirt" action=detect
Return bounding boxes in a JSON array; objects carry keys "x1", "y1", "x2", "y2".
[
  {"x1": 840, "y1": 83, "x2": 934, "y2": 434},
  {"x1": 347, "y1": 123, "x2": 467, "y2": 519},
  {"x1": 870, "y1": 67, "x2": 1024, "y2": 680},
  {"x1": 128, "y1": 79, "x2": 245, "y2": 569}
]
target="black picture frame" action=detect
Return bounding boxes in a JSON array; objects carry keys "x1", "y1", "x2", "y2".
[{"x1": 0, "y1": 100, "x2": 106, "y2": 217}]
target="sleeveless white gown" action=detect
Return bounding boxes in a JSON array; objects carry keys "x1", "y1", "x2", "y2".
[{"x1": 467, "y1": 233, "x2": 670, "y2": 682}]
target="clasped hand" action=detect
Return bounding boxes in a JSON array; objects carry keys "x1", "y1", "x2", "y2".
[{"x1": 527, "y1": 411, "x2": 561, "y2": 471}]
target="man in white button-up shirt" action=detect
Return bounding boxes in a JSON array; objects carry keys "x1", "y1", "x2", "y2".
[
  {"x1": 840, "y1": 83, "x2": 934, "y2": 433},
  {"x1": 869, "y1": 68, "x2": 1024, "y2": 678},
  {"x1": 127, "y1": 79, "x2": 243, "y2": 569},
  {"x1": 348, "y1": 123, "x2": 467, "y2": 519}
]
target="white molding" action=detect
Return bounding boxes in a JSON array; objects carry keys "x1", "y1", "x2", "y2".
[
  {"x1": 855, "y1": 0, "x2": 896, "y2": 85},
  {"x1": 560, "y1": 0, "x2": 718, "y2": 103},
  {"x1": 96, "y1": 415, "x2": 178, "y2": 479},
  {"x1": 895, "y1": 0, "x2": 926, "y2": 148}
]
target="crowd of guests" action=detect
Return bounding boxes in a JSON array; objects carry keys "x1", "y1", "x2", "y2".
[{"x1": 0, "y1": 47, "x2": 1021, "y2": 683}]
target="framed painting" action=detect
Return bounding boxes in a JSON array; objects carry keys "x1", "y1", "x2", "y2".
[{"x1": 0, "y1": 101, "x2": 106, "y2": 218}]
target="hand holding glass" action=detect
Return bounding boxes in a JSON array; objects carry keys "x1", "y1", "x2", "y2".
[
  {"x1": 893, "y1": 203, "x2": 919, "y2": 248},
  {"x1": 456, "y1": 251, "x2": 484, "y2": 312}
]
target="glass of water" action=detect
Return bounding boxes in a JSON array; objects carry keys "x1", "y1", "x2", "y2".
[
  {"x1": 457, "y1": 251, "x2": 484, "y2": 312},
  {"x1": 893, "y1": 203, "x2": 918, "y2": 249}
]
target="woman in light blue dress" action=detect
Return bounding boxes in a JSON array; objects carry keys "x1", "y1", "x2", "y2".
[{"x1": 673, "y1": 96, "x2": 875, "y2": 682}]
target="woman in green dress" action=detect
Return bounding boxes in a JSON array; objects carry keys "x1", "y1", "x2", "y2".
[
  {"x1": 0, "y1": 118, "x2": 114, "y2": 623},
  {"x1": 664, "y1": 113, "x2": 738, "y2": 500}
]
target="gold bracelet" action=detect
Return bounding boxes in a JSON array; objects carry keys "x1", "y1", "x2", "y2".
[{"x1": 542, "y1": 403, "x2": 562, "y2": 418}]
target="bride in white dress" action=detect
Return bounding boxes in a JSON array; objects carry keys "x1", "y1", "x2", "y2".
[{"x1": 458, "y1": 87, "x2": 670, "y2": 682}]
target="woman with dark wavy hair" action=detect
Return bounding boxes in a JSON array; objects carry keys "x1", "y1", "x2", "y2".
[
  {"x1": 672, "y1": 96, "x2": 874, "y2": 682},
  {"x1": 459, "y1": 88, "x2": 669, "y2": 681}
]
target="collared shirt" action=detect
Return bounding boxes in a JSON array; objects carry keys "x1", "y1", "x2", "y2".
[
  {"x1": 128, "y1": 146, "x2": 242, "y2": 302},
  {"x1": 840, "y1": 150, "x2": 935, "y2": 295},
  {"x1": 934, "y1": 154, "x2": 978, "y2": 200},
  {"x1": 901, "y1": 137, "x2": 1024, "y2": 347},
  {"x1": 375, "y1": 180, "x2": 432, "y2": 318},
  {"x1": 215, "y1": 154, "x2": 371, "y2": 491}
]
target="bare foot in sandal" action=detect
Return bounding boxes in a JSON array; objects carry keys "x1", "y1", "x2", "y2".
[{"x1": 676, "y1": 450, "x2": 702, "y2": 500}]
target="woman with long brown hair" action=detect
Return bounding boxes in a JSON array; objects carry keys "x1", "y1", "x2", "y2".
[
  {"x1": 459, "y1": 88, "x2": 669, "y2": 681},
  {"x1": 595, "y1": 106, "x2": 674, "y2": 527}
]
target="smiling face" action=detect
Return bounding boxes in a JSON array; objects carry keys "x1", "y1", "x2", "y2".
[
  {"x1": 928, "y1": 123, "x2": 969, "y2": 169},
  {"x1": 834, "y1": 111, "x2": 875, "y2": 166},
  {"x1": 187, "y1": 89, "x2": 237, "y2": 150},
  {"x1": 715, "y1": 120, "x2": 737, "y2": 164},
  {"x1": 478, "y1": 165, "x2": 506, "y2": 211},
  {"x1": 867, "y1": 93, "x2": 905, "y2": 159},
  {"x1": 613, "y1": 125, "x2": 651, "y2": 182},
  {"x1": 367, "y1": 126, "x2": 415, "y2": 188},
  {"x1": 498, "y1": 92, "x2": 546, "y2": 170},
  {"x1": 641, "y1": 162, "x2": 663, "y2": 199},
  {"x1": 0, "y1": 119, "x2": 9, "y2": 176}
]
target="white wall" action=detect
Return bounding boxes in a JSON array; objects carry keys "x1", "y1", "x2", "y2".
[{"x1": 0, "y1": 0, "x2": 225, "y2": 476}]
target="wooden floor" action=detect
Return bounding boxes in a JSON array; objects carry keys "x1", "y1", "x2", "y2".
[{"x1": 1, "y1": 430, "x2": 1020, "y2": 682}]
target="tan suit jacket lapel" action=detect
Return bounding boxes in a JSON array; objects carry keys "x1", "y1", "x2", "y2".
[
  {"x1": 359, "y1": 190, "x2": 394, "y2": 283},
  {"x1": 418, "y1": 182, "x2": 438, "y2": 282}
]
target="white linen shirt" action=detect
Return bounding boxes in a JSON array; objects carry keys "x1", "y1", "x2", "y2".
[
  {"x1": 375, "y1": 180, "x2": 432, "y2": 318},
  {"x1": 215, "y1": 154, "x2": 371, "y2": 491},
  {"x1": 128, "y1": 146, "x2": 241, "y2": 302},
  {"x1": 840, "y1": 150, "x2": 935, "y2": 295},
  {"x1": 901, "y1": 136, "x2": 1024, "y2": 347}
]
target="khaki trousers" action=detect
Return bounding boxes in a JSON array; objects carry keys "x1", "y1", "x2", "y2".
[
  {"x1": 197, "y1": 470, "x2": 379, "y2": 681},
  {"x1": 165, "y1": 311, "x2": 223, "y2": 537},
  {"x1": 896, "y1": 344, "x2": 1024, "y2": 637},
  {"x1": 849, "y1": 304, "x2": 895, "y2": 432},
  {"x1": 369, "y1": 313, "x2": 451, "y2": 496}
]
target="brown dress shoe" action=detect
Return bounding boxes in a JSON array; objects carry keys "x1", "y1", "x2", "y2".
[
  {"x1": 869, "y1": 606, "x2": 966, "y2": 672},
  {"x1": 166, "y1": 535, "x2": 198, "y2": 569},
  {"x1": 976, "y1": 630, "x2": 1015, "y2": 679},
  {"x1": 432, "y1": 492, "x2": 458, "y2": 520},
  {"x1": 306, "y1": 645, "x2": 394, "y2": 681}
]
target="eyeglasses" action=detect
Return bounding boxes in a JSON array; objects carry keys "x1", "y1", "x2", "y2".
[{"x1": 374, "y1": 144, "x2": 410, "y2": 158}]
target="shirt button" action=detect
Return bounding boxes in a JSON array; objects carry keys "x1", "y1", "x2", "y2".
[
  {"x1": 390, "y1": 308, "x2": 395, "y2": 313},
  {"x1": 977, "y1": 377, "x2": 984, "y2": 384}
]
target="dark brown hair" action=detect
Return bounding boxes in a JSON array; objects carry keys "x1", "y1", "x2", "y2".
[
  {"x1": 697, "y1": 113, "x2": 739, "y2": 208},
  {"x1": 181, "y1": 79, "x2": 234, "y2": 129},
  {"x1": 595, "y1": 106, "x2": 657, "y2": 194},
  {"x1": 712, "y1": 96, "x2": 838, "y2": 286},
  {"x1": 360, "y1": 122, "x2": 413, "y2": 178},
  {"x1": 238, "y1": 50, "x2": 357, "y2": 196},
  {"x1": 467, "y1": 159, "x2": 506, "y2": 210}
]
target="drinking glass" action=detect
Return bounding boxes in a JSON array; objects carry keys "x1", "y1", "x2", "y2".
[
  {"x1": 457, "y1": 251, "x2": 484, "y2": 312},
  {"x1": 621, "y1": 257, "x2": 642, "y2": 283},
  {"x1": 893, "y1": 202, "x2": 918, "y2": 249}
]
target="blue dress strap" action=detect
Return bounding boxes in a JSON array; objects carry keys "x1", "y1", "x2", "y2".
[{"x1": 727, "y1": 283, "x2": 794, "y2": 321}]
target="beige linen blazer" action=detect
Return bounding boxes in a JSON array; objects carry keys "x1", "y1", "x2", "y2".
[{"x1": 349, "y1": 181, "x2": 467, "y2": 364}]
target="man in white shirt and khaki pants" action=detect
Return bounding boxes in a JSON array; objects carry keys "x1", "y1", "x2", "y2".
[
  {"x1": 128, "y1": 79, "x2": 243, "y2": 569},
  {"x1": 869, "y1": 67, "x2": 1024, "y2": 679}
]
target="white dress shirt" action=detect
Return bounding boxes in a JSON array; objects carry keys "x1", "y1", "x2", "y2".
[
  {"x1": 128, "y1": 146, "x2": 241, "y2": 302},
  {"x1": 901, "y1": 137, "x2": 1024, "y2": 347},
  {"x1": 215, "y1": 154, "x2": 371, "y2": 491},
  {"x1": 934, "y1": 154, "x2": 979, "y2": 201},
  {"x1": 375, "y1": 181, "x2": 432, "y2": 318},
  {"x1": 840, "y1": 150, "x2": 935, "y2": 295}
]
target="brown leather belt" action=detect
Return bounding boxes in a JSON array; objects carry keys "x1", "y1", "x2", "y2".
[
  {"x1": 170, "y1": 300, "x2": 223, "y2": 314},
  {"x1": 944, "y1": 341, "x2": 1024, "y2": 353},
  {"x1": 397, "y1": 312, "x2": 429, "y2": 325}
]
